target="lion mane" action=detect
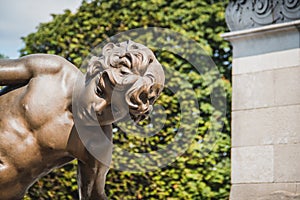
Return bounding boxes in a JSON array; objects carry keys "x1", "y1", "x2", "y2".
[{"x1": 87, "y1": 40, "x2": 165, "y2": 122}]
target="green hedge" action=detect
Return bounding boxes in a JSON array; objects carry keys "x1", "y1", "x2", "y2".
[{"x1": 22, "y1": 0, "x2": 231, "y2": 199}]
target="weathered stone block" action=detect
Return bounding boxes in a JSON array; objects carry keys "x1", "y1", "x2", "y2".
[
  {"x1": 258, "y1": 191, "x2": 300, "y2": 200},
  {"x1": 230, "y1": 183, "x2": 297, "y2": 200},
  {"x1": 232, "y1": 105, "x2": 300, "y2": 147},
  {"x1": 232, "y1": 49, "x2": 300, "y2": 75},
  {"x1": 275, "y1": 66, "x2": 300, "y2": 106},
  {"x1": 297, "y1": 183, "x2": 300, "y2": 194},
  {"x1": 232, "y1": 146, "x2": 273, "y2": 183},
  {"x1": 232, "y1": 71, "x2": 274, "y2": 110},
  {"x1": 274, "y1": 144, "x2": 300, "y2": 182}
]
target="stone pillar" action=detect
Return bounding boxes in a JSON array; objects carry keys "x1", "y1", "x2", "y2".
[{"x1": 223, "y1": 1, "x2": 300, "y2": 199}]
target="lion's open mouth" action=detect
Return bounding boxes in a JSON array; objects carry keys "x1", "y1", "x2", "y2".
[
  {"x1": 95, "y1": 75, "x2": 104, "y2": 98},
  {"x1": 95, "y1": 71, "x2": 115, "y2": 99},
  {"x1": 122, "y1": 53, "x2": 133, "y2": 68},
  {"x1": 119, "y1": 52, "x2": 142, "y2": 72}
]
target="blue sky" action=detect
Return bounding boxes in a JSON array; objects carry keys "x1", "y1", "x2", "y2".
[{"x1": 0, "y1": 0, "x2": 82, "y2": 58}]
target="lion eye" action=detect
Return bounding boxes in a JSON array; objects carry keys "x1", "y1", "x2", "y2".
[
  {"x1": 96, "y1": 85, "x2": 104, "y2": 97},
  {"x1": 120, "y1": 68, "x2": 132, "y2": 75},
  {"x1": 121, "y1": 70, "x2": 129, "y2": 75}
]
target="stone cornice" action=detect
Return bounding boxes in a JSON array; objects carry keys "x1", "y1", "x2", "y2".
[
  {"x1": 222, "y1": 19, "x2": 300, "y2": 40},
  {"x1": 222, "y1": 19, "x2": 300, "y2": 58},
  {"x1": 226, "y1": 0, "x2": 300, "y2": 31}
]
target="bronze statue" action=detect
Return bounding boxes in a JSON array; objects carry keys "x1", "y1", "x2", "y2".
[{"x1": 0, "y1": 41, "x2": 164, "y2": 200}]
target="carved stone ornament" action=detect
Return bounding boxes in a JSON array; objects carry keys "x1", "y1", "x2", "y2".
[{"x1": 226, "y1": 0, "x2": 300, "y2": 31}]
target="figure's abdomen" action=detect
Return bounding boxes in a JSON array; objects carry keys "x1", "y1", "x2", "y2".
[
  {"x1": 0, "y1": 162, "x2": 26, "y2": 200},
  {"x1": 0, "y1": 72, "x2": 75, "y2": 199}
]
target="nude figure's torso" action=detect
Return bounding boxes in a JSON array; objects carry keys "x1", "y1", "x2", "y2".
[
  {"x1": 0, "y1": 56, "x2": 81, "y2": 199},
  {"x1": 0, "y1": 53, "x2": 129, "y2": 200},
  {"x1": 0, "y1": 41, "x2": 164, "y2": 200}
]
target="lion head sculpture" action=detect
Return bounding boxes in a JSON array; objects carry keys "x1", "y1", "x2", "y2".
[{"x1": 86, "y1": 40, "x2": 165, "y2": 123}]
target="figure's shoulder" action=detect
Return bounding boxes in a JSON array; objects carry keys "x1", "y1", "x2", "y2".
[{"x1": 20, "y1": 54, "x2": 79, "y2": 75}]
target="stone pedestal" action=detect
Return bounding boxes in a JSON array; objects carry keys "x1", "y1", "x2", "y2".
[{"x1": 223, "y1": 20, "x2": 300, "y2": 200}]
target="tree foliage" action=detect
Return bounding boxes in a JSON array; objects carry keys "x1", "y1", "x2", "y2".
[
  {"x1": 0, "y1": 53, "x2": 8, "y2": 59},
  {"x1": 21, "y1": 0, "x2": 231, "y2": 199}
]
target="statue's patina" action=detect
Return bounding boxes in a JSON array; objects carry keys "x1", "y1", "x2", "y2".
[{"x1": 0, "y1": 41, "x2": 164, "y2": 200}]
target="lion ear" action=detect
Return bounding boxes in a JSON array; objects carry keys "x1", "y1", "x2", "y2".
[
  {"x1": 86, "y1": 56, "x2": 102, "y2": 79},
  {"x1": 102, "y1": 43, "x2": 116, "y2": 56}
]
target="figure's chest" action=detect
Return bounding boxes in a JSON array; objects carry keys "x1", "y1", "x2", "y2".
[
  {"x1": 20, "y1": 76, "x2": 70, "y2": 126},
  {"x1": 19, "y1": 78, "x2": 74, "y2": 149}
]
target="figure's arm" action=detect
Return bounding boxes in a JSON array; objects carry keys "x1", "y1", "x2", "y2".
[
  {"x1": 71, "y1": 125, "x2": 112, "y2": 200},
  {"x1": 78, "y1": 157, "x2": 109, "y2": 200},
  {"x1": 0, "y1": 54, "x2": 67, "y2": 85}
]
